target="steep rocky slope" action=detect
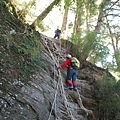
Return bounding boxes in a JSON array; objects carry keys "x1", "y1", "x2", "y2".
[{"x1": 0, "y1": 3, "x2": 114, "y2": 120}]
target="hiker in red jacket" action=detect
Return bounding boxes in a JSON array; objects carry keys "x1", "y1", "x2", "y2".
[{"x1": 57, "y1": 54, "x2": 77, "y2": 90}]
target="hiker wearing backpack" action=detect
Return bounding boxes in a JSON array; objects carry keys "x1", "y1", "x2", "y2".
[
  {"x1": 54, "y1": 26, "x2": 61, "y2": 39},
  {"x1": 57, "y1": 54, "x2": 80, "y2": 91}
]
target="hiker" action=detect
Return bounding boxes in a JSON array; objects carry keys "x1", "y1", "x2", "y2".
[
  {"x1": 57, "y1": 54, "x2": 79, "y2": 91},
  {"x1": 54, "y1": 26, "x2": 61, "y2": 39}
]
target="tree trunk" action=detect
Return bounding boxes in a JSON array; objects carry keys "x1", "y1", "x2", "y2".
[
  {"x1": 73, "y1": 13, "x2": 77, "y2": 33},
  {"x1": 106, "y1": 16, "x2": 120, "y2": 70},
  {"x1": 73, "y1": 2, "x2": 83, "y2": 34},
  {"x1": 31, "y1": 0, "x2": 61, "y2": 29},
  {"x1": 60, "y1": 7, "x2": 69, "y2": 39},
  {"x1": 95, "y1": 0, "x2": 106, "y2": 32}
]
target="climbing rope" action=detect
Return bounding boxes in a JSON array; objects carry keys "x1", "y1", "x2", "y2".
[
  {"x1": 41, "y1": 36, "x2": 74, "y2": 120},
  {"x1": 41, "y1": 35, "x2": 93, "y2": 119},
  {"x1": 76, "y1": 89, "x2": 93, "y2": 116},
  {"x1": 47, "y1": 72, "x2": 59, "y2": 120},
  {"x1": 58, "y1": 70, "x2": 74, "y2": 120}
]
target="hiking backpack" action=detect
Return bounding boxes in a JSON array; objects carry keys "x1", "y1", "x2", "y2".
[{"x1": 71, "y1": 57, "x2": 80, "y2": 70}]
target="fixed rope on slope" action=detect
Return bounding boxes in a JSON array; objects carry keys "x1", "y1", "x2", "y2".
[
  {"x1": 58, "y1": 70, "x2": 75, "y2": 120},
  {"x1": 43, "y1": 38, "x2": 75, "y2": 120},
  {"x1": 41, "y1": 35, "x2": 93, "y2": 118},
  {"x1": 47, "y1": 71, "x2": 60, "y2": 120}
]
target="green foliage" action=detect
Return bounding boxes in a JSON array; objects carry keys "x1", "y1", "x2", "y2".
[
  {"x1": 18, "y1": 61, "x2": 34, "y2": 73},
  {"x1": 115, "y1": 112, "x2": 120, "y2": 120},
  {"x1": 72, "y1": 30, "x2": 111, "y2": 65},
  {"x1": 89, "y1": 37, "x2": 110, "y2": 64},
  {"x1": 96, "y1": 75, "x2": 120, "y2": 120},
  {"x1": 8, "y1": 33, "x2": 44, "y2": 73},
  {"x1": 64, "y1": 0, "x2": 73, "y2": 7},
  {"x1": 71, "y1": 31, "x2": 98, "y2": 60},
  {"x1": 37, "y1": 21, "x2": 47, "y2": 32},
  {"x1": 71, "y1": 32, "x2": 82, "y2": 46},
  {"x1": 86, "y1": 0, "x2": 98, "y2": 16},
  {"x1": 114, "y1": 49, "x2": 120, "y2": 71},
  {"x1": 0, "y1": 1, "x2": 48, "y2": 75},
  {"x1": 0, "y1": 0, "x2": 9, "y2": 4}
]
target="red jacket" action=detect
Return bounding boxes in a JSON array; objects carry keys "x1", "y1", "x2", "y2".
[{"x1": 61, "y1": 58, "x2": 71, "y2": 68}]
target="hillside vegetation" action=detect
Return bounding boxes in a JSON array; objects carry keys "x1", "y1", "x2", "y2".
[{"x1": 0, "y1": 2, "x2": 120, "y2": 120}]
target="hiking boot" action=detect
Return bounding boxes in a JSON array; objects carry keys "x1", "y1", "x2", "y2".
[
  {"x1": 73, "y1": 88, "x2": 77, "y2": 91},
  {"x1": 73, "y1": 86, "x2": 77, "y2": 91},
  {"x1": 69, "y1": 86, "x2": 73, "y2": 90}
]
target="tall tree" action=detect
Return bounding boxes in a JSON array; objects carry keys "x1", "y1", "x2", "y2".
[
  {"x1": 61, "y1": 7, "x2": 69, "y2": 39},
  {"x1": 72, "y1": 0, "x2": 98, "y2": 60},
  {"x1": 10, "y1": 0, "x2": 36, "y2": 22},
  {"x1": 105, "y1": 14, "x2": 120, "y2": 70},
  {"x1": 95, "y1": 0, "x2": 107, "y2": 32},
  {"x1": 73, "y1": 0, "x2": 84, "y2": 34},
  {"x1": 61, "y1": 0, "x2": 74, "y2": 38},
  {"x1": 31, "y1": 0, "x2": 61, "y2": 29}
]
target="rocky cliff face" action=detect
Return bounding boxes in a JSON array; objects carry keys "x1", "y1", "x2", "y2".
[{"x1": 0, "y1": 3, "x2": 113, "y2": 120}]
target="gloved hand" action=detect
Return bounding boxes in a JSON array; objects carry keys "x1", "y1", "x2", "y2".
[{"x1": 57, "y1": 66, "x2": 61, "y2": 70}]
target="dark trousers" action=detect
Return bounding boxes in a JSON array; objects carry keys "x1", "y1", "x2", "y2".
[
  {"x1": 66, "y1": 69, "x2": 77, "y2": 88},
  {"x1": 54, "y1": 34, "x2": 60, "y2": 39}
]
